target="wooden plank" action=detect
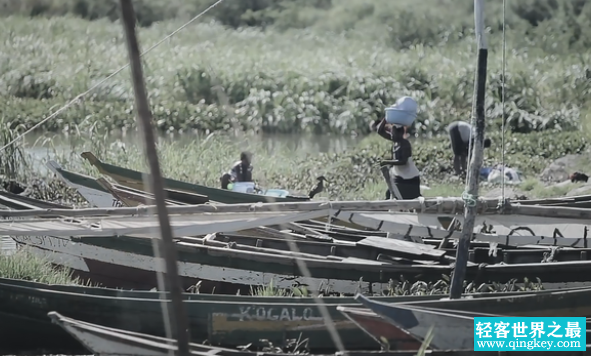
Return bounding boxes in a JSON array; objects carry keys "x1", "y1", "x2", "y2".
[
  {"x1": 0, "y1": 197, "x2": 499, "y2": 218},
  {"x1": 356, "y1": 236, "x2": 446, "y2": 260},
  {"x1": 0, "y1": 210, "x2": 330, "y2": 238}
]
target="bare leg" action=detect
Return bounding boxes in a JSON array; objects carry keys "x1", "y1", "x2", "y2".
[
  {"x1": 460, "y1": 154, "x2": 468, "y2": 175},
  {"x1": 453, "y1": 155, "x2": 462, "y2": 176}
]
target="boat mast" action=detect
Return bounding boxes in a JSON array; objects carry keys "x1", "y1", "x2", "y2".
[
  {"x1": 118, "y1": 1, "x2": 191, "y2": 355},
  {"x1": 449, "y1": 0, "x2": 489, "y2": 299}
]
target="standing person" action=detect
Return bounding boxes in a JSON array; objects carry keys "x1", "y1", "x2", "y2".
[
  {"x1": 447, "y1": 121, "x2": 491, "y2": 176},
  {"x1": 373, "y1": 118, "x2": 421, "y2": 200},
  {"x1": 220, "y1": 151, "x2": 253, "y2": 190}
]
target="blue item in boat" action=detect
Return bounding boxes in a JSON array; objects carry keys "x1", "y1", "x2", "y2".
[{"x1": 480, "y1": 167, "x2": 492, "y2": 179}]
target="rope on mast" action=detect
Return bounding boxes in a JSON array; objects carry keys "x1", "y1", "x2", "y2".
[{"x1": 501, "y1": 0, "x2": 507, "y2": 201}]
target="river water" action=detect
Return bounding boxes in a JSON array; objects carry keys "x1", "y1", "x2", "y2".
[{"x1": 22, "y1": 130, "x2": 364, "y2": 174}]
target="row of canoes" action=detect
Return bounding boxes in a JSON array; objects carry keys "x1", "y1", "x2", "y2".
[{"x1": 3, "y1": 153, "x2": 591, "y2": 353}]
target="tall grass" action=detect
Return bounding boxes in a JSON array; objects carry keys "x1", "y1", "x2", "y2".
[{"x1": 0, "y1": 247, "x2": 84, "y2": 284}]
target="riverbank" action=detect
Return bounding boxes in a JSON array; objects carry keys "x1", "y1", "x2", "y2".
[{"x1": 5, "y1": 128, "x2": 588, "y2": 204}]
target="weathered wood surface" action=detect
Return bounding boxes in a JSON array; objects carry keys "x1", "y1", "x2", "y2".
[
  {"x1": 0, "y1": 210, "x2": 329, "y2": 238},
  {"x1": 1, "y1": 192, "x2": 591, "y2": 220}
]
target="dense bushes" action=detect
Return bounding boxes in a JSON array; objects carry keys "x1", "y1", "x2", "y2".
[
  {"x1": 0, "y1": 15, "x2": 589, "y2": 136},
  {"x1": 0, "y1": 1, "x2": 590, "y2": 136}
]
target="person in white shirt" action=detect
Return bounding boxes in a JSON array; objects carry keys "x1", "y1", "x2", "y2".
[{"x1": 447, "y1": 121, "x2": 491, "y2": 176}]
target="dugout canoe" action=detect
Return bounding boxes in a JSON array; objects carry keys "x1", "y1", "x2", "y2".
[
  {"x1": 7, "y1": 193, "x2": 591, "y2": 291},
  {"x1": 338, "y1": 286, "x2": 591, "y2": 348},
  {"x1": 0, "y1": 276, "x2": 534, "y2": 354},
  {"x1": 47, "y1": 160, "x2": 209, "y2": 207},
  {"x1": 80, "y1": 152, "x2": 310, "y2": 203},
  {"x1": 51, "y1": 312, "x2": 591, "y2": 356},
  {"x1": 2, "y1": 277, "x2": 591, "y2": 354}
]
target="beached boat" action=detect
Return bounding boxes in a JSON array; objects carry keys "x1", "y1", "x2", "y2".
[
  {"x1": 4, "y1": 281, "x2": 587, "y2": 355},
  {"x1": 5, "y1": 194, "x2": 591, "y2": 293},
  {"x1": 50, "y1": 158, "x2": 591, "y2": 246},
  {"x1": 47, "y1": 160, "x2": 209, "y2": 207},
  {"x1": 48, "y1": 311, "x2": 280, "y2": 356},
  {"x1": 0, "y1": 276, "x2": 551, "y2": 354},
  {"x1": 338, "y1": 286, "x2": 591, "y2": 349},
  {"x1": 354, "y1": 295, "x2": 500, "y2": 350},
  {"x1": 51, "y1": 311, "x2": 589, "y2": 356},
  {"x1": 80, "y1": 152, "x2": 310, "y2": 203}
]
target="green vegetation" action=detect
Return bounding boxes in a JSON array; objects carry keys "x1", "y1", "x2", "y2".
[
  {"x1": 0, "y1": 0, "x2": 587, "y2": 203},
  {"x1": 0, "y1": 247, "x2": 84, "y2": 284},
  {"x1": 1, "y1": 0, "x2": 590, "y2": 136}
]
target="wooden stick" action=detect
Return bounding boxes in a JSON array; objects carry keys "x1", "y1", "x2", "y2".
[
  {"x1": 0, "y1": 197, "x2": 496, "y2": 218},
  {"x1": 118, "y1": 1, "x2": 190, "y2": 355},
  {"x1": 450, "y1": 0, "x2": 488, "y2": 299},
  {"x1": 2, "y1": 197, "x2": 591, "y2": 220}
]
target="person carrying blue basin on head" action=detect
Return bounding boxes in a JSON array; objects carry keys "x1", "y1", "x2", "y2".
[{"x1": 370, "y1": 96, "x2": 421, "y2": 200}]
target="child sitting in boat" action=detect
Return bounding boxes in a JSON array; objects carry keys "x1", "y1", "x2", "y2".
[{"x1": 220, "y1": 151, "x2": 253, "y2": 190}]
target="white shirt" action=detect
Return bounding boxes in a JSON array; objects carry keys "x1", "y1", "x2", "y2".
[{"x1": 449, "y1": 121, "x2": 473, "y2": 143}]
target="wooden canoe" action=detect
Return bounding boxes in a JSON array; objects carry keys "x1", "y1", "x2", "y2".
[
  {"x1": 48, "y1": 311, "x2": 290, "y2": 356},
  {"x1": 354, "y1": 294, "x2": 501, "y2": 350},
  {"x1": 8, "y1": 193, "x2": 591, "y2": 292},
  {"x1": 47, "y1": 160, "x2": 209, "y2": 207},
  {"x1": 48, "y1": 160, "x2": 362, "y2": 229},
  {"x1": 338, "y1": 286, "x2": 591, "y2": 349},
  {"x1": 52, "y1": 311, "x2": 590, "y2": 356},
  {"x1": 80, "y1": 152, "x2": 310, "y2": 203},
  {"x1": 3, "y1": 277, "x2": 591, "y2": 354},
  {"x1": 7, "y1": 188, "x2": 591, "y2": 268},
  {"x1": 0, "y1": 276, "x2": 544, "y2": 354}
]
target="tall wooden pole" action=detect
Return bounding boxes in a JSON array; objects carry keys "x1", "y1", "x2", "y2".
[
  {"x1": 118, "y1": 1, "x2": 191, "y2": 354},
  {"x1": 449, "y1": 0, "x2": 488, "y2": 299}
]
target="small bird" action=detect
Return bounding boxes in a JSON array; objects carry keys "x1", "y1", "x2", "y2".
[
  {"x1": 308, "y1": 176, "x2": 328, "y2": 199},
  {"x1": 570, "y1": 172, "x2": 589, "y2": 183}
]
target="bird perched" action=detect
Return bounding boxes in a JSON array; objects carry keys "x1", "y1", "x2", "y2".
[
  {"x1": 570, "y1": 172, "x2": 589, "y2": 183},
  {"x1": 308, "y1": 176, "x2": 328, "y2": 199}
]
